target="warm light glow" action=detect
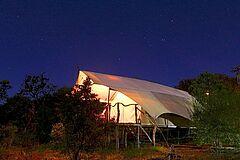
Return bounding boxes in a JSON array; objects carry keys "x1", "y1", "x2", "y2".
[
  {"x1": 111, "y1": 92, "x2": 141, "y2": 123},
  {"x1": 76, "y1": 71, "x2": 141, "y2": 123},
  {"x1": 107, "y1": 75, "x2": 121, "y2": 81},
  {"x1": 205, "y1": 92, "x2": 209, "y2": 96},
  {"x1": 91, "y1": 84, "x2": 109, "y2": 102}
]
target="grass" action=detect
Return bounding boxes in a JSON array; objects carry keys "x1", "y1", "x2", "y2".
[
  {"x1": 0, "y1": 146, "x2": 6, "y2": 155},
  {"x1": 1, "y1": 143, "x2": 240, "y2": 159},
  {"x1": 36, "y1": 143, "x2": 66, "y2": 153},
  {"x1": 96, "y1": 145, "x2": 169, "y2": 160}
]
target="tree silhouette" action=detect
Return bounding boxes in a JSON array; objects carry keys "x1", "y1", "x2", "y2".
[
  {"x1": 0, "y1": 80, "x2": 11, "y2": 104},
  {"x1": 59, "y1": 77, "x2": 104, "y2": 160},
  {"x1": 232, "y1": 65, "x2": 240, "y2": 85}
]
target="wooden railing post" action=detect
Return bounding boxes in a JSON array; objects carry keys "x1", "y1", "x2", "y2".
[
  {"x1": 135, "y1": 104, "x2": 138, "y2": 124},
  {"x1": 117, "y1": 103, "x2": 120, "y2": 123}
]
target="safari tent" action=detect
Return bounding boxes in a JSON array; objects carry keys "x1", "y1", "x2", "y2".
[
  {"x1": 75, "y1": 70, "x2": 194, "y2": 126},
  {"x1": 75, "y1": 70, "x2": 194, "y2": 147}
]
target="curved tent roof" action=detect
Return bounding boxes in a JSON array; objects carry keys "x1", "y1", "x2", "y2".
[{"x1": 76, "y1": 70, "x2": 194, "y2": 124}]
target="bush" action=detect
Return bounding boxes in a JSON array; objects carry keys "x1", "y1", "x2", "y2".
[
  {"x1": 50, "y1": 122, "x2": 65, "y2": 145},
  {"x1": 0, "y1": 123, "x2": 17, "y2": 148}
]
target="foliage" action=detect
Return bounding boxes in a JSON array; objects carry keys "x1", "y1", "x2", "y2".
[
  {"x1": 0, "y1": 123, "x2": 17, "y2": 148},
  {"x1": 176, "y1": 79, "x2": 193, "y2": 93},
  {"x1": 34, "y1": 95, "x2": 58, "y2": 144},
  {"x1": 0, "y1": 74, "x2": 57, "y2": 146},
  {"x1": 20, "y1": 73, "x2": 55, "y2": 100},
  {"x1": 191, "y1": 72, "x2": 240, "y2": 147},
  {"x1": 232, "y1": 65, "x2": 240, "y2": 84},
  {"x1": 0, "y1": 80, "x2": 11, "y2": 104},
  {"x1": 176, "y1": 72, "x2": 239, "y2": 94},
  {"x1": 18, "y1": 74, "x2": 57, "y2": 145},
  {"x1": 59, "y1": 77, "x2": 105, "y2": 160},
  {"x1": 50, "y1": 122, "x2": 65, "y2": 145},
  {"x1": 3, "y1": 95, "x2": 32, "y2": 130}
]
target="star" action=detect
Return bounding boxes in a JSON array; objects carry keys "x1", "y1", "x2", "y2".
[{"x1": 161, "y1": 38, "x2": 166, "y2": 42}]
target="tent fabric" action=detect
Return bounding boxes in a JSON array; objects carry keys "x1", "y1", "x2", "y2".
[{"x1": 76, "y1": 70, "x2": 194, "y2": 122}]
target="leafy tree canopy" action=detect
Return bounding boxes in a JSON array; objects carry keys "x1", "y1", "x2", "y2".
[
  {"x1": 176, "y1": 72, "x2": 240, "y2": 95},
  {"x1": 187, "y1": 72, "x2": 240, "y2": 147},
  {"x1": 59, "y1": 77, "x2": 105, "y2": 160}
]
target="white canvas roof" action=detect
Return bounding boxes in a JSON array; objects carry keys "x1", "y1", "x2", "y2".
[{"x1": 76, "y1": 70, "x2": 194, "y2": 126}]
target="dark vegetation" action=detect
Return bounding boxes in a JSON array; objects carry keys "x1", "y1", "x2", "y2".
[
  {"x1": 0, "y1": 65, "x2": 240, "y2": 159},
  {"x1": 177, "y1": 71, "x2": 240, "y2": 148},
  {"x1": 0, "y1": 74, "x2": 107, "y2": 160}
]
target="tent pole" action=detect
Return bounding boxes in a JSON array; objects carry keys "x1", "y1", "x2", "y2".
[
  {"x1": 107, "y1": 88, "x2": 111, "y2": 146},
  {"x1": 107, "y1": 88, "x2": 111, "y2": 122}
]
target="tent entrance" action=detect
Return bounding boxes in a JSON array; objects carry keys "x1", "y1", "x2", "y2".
[{"x1": 110, "y1": 103, "x2": 141, "y2": 124}]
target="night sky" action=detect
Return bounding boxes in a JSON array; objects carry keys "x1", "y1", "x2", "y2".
[{"x1": 1, "y1": 0, "x2": 240, "y2": 94}]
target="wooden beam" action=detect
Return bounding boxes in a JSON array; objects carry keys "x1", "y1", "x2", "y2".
[
  {"x1": 135, "y1": 104, "x2": 138, "y2": 124},
  {"x1": 153, "y1": 125, "x2": 157, "y2": 147},
  {"x1": 139, "y1": 125, "x2": 152, "y2": 143},
  {"x1": 115, "y1": 125, "x2": 119, "y2": 151},
  {"x1": 137, "y1": 125, "x2": 140, "y2": 148},
  {"x1": 117, "y1": 103, "x2": 120, "y2": 123},
  {"x1": 124, "y1": 127, "x2": 128, "y2": 148}
]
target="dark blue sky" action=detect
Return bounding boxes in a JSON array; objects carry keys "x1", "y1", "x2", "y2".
[{"x1": 0, "y1": 0, "x2": 239, "y2": 93}]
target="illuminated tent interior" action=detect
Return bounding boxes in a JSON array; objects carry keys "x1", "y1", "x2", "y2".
[{"x1": 75, "y1": 70, "x2": 194, "y2": 127}]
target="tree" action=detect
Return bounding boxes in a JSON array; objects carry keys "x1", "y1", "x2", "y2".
[
  {"x1": 190, "y1": 72, "x2": 240, "y2": 147},
  {"x1": 1, "y1": 74, "x2": 57, "y2": 146},
  {"x1": 176, "y1": 73, "x2": 239, "y2": 94},
  {"x1": 34, "y1": 95, "x2": 58, "y2": 144},
  {"x1": 176, "y1": 79, "x2": 193, "y2": 93},
  {"x1": 19, "y1": 73, "x2": 56, "y2": 144},
  {"x1": 20, "y1": 73, "x2": 55, "y2": 100},
  {"x1": 0, "y1": 80, "x2": 14, "y2": 147},
  {"x1": 2, "y1": 95, "x2": 33, "y2": 146},
  {"x1": 0, "y1": 80, "x2": 11, "y2": 104},
  {"x1": 232, "y1": 65, "x2": 240, "y2": 85},
  {"x1": 0, "y1": 74, "x2": 59, "y2": 146},
  {"x1": 59, "y1": 78, "x2": 105, "y2": 160}
]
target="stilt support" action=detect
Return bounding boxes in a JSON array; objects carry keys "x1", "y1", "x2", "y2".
[
  {"x1": 115, "y1": 125, "x2": 119, "y2": 151},
  {"x1": 124, "y1": 127, "x2": 128, "y2": 148},
  {"x1": 153, "y1": 125, "x2": 157, "y2": 146},
  {"x1": 137, "y1": 125, "x2": 140, "y2": 148}
]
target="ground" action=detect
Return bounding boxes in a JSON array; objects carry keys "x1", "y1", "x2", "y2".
[{"x1": 1, "y1": 144, "x2": 240, "y2": 160}]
